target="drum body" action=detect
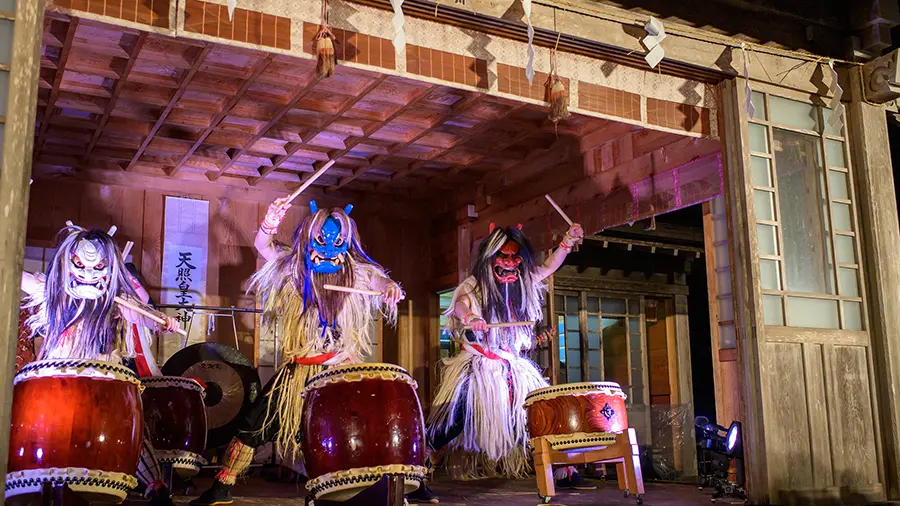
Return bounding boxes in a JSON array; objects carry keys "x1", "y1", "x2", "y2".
[
  {"x1": 142, "y1": 376, "x2": 208, "y2": 477},
  {"x1": 303, "y1": 363, "x2": 427, "y2": 501},
  {"x1": 524, "y1": 381, "x2": 628, "y2": 451},
  {"x1": 6, "y1": 359, "x2": 143, "y2": 504}
]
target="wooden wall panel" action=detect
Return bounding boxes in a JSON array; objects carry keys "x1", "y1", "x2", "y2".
[
  {"x1": 760, "y1": 338, "x2": 883, "y2": 502},
  {"x1": 209, "y1": 197, "x2": 261, "y2": 358},
  {"x1": 762, "y1": 342, "x2": 815, "y2": 494},
  {"x1": 803, "y1": 343, "x2": 834, "y2": 488},
  {"x1": 832, "y1": 345, "x2": 880, "y2": 486}
]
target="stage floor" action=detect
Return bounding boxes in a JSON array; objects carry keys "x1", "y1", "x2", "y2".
[{"x1": 147, "y1": 475, "x2": 738, "y2": 506}]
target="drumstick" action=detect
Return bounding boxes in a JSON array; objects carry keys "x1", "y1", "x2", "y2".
[
  {"x1": 115, "y1": 296, "x2": 189, "y2": 337},
  {"x1": 463, "y1": 320, "x2": 535, "y2": 330},
  {"x1": 323, "y1": 284, "x2": 383, "y2": 296},
  {"x1": 121, "y1": 241, "x2": 134, "y2": 260},
  {"x1": 545, "y1": 194, "x2": 574, "y2": 226},
  {"x1": 286, "y1": 160, "x2": 337, "y2": 204}
]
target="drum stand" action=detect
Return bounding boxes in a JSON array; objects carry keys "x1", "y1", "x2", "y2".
[
  {"x1": 39, "y1": 482, "x2": 90, "y2": 506},
  {"x1": 532, "y1": 428, "x2": 645, "y2": 505},
  {"x1": 307, "y1": 474, "x2": 406, "y2": 506}
]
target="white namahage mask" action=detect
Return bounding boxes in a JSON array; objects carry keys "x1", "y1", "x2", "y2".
[{"x1": 66, "y1": 239, "x2": 110, "y2": 299}]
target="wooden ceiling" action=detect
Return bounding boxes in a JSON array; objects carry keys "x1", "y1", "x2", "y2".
[{"x1": 33, "y1": 14, "x2": 614, "y2": 199}]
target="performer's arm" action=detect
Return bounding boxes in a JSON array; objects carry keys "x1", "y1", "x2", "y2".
[
  {"x1": 535, "y1": 223, "x2": 584, "y2": 282},
  {"x1": 20, "y1": 272, "x2": 40, "y2": 295},
  {"x1": 370, "y1": 275, "x2": 405, "y2": 306},
  {"x1": 127, "y1": 272, "x2": 152, "y2": 305},
  {"x1": 255, "y1": 196, "x2": 292, "y2": 262},
  {"x1": 453, "y1": 293, "x2": 488, "y2": 332}
]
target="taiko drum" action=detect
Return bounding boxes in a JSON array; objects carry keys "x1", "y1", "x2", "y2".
[
  {"x1": 303, "y1": 363, "x2": 427, "y2": 501},
  {"x1": 6, "y1": 359, "x2": 143, "y2": 504},
  {"x1": 524, "y1": 381, "x2": 628, "y2": 450},
  {"x1": 141, "y1": 376, "x2": 208, "y2": 477}
]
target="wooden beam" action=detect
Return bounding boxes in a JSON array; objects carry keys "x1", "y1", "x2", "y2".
[
  {"x1": 80, "y1": 31, "x2": 148, "y2": 166},
  {"x1": 585, "y1": 235, "x2": 705, "y2": 256},
  {"x1": 249, "y1": 74, "x2": 390, "y2": 186},
  {"x1": 33, "y1": 16, "x2": 77, "y2": 154},
  {"x1": 442, "y1": 115, "x2": 558, "y2": 180},
  {"x1": 167, "y1": 53, "x2": 276, "y2": 178},
  {"x1": 369, "y1": 94, "x2": 489, "y2": 190},
  {"x1": 384, "y1": 101, "x2": 527, "y2": 188},
  {"x1": 125, "y1": 44, "x2": 212, "y2": 171},
  {"x1": 325, "y1": 83, "x2": 440, "y2": 192},
  {"x1": 207, "y1": 71, "x2": 322, "y2": 182}
]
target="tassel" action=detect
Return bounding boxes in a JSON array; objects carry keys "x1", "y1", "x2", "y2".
[
  {"x1": 546, "y1": 76, "x2": 570, "y2": 123},
  {"x1": 545, "y1": 44, "x2": 569, "y2": 124},
  {"x1": 315, "y1": 31, "x2": 336, "y2": 79},
  {"x1": 314, "y1": 0, "x2": 336, "y2": 79}
]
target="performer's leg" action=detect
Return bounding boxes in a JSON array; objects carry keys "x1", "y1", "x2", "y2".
[
  {"x1": 410, "y1": 381, "x2": 470, "y2": 504},
  {"x1": 190, "y1": 372, "x2": 283, "y2": 506},
  {"x1": 554, "y1": 466, "x2": 597, "y2": 491},
  {"x1": 137, "y1": 435, "x2": 176, "y2": 506},
  {"x1": 427, "y1": 379, "x2": 469, "y2": 452}
]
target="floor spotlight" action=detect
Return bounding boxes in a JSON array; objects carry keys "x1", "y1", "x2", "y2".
[{"x1": 725, "y1": 421, "x2": 742, "y2": 458}]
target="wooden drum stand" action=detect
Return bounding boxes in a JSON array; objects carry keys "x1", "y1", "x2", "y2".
[
  {"x1": 532, "y1": 428, "x2": 645, "y2": 504},
  {"x1": 525, "y1": 382, "x2": 645, "y2": 504}
]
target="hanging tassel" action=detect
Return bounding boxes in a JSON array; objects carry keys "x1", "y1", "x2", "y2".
[
  {"x1": 545, "y1": 46, "x2": 570, "y2": 124},
  {"x1": 315, "y1": 30, "x2": 336, "y2": 79},
  {"x1": 546, "y1": 76, "x2": 570, "y2": 123},
  {"x1": 314, "y1": 0, "x2": 336, "y2": 79}
]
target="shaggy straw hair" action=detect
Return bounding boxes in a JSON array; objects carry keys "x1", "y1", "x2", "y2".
[
  {"x1": 248, "y1": 205, "x2": 396, "y2": 460},
  {"x1": 449, "y1": 226, "x2": 545, "y2": 352},
  {"x1": 24, "y1": 225, "x2": 138, "y2": 360}
]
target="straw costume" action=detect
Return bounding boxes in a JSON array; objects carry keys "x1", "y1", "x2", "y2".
[
  {"x1": 409, "y1": 222, "x2": 592, "y2": 503},
  {"x1": 191, "y1": 198, "x2": 403, "y2": 506}
]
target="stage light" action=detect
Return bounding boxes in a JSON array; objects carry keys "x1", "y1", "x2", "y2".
[{"x1": 725, "y1": 421, "x2": 742, "y2": 458}]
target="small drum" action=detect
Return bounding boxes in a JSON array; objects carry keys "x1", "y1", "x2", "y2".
[
  {"x1": 303, "y1": 363, "x2": 427, "y2": 501},
  {"x1": 6, "y1": 359, "x2": 143, "y2": 504},
  {"x1": 524, "y1": 381, "x2": 628, "y2": 451},
  {"x1": 141, "y1": 376, "x2": 208, "y2": 477}
]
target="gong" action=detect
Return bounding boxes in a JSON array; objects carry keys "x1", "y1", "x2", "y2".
[{"x1": 162, "y1": 343, "x2": 261, "y2": 449}]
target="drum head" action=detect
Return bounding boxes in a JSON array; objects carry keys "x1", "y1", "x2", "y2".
[{"x1": 162, "y1": 343, "x2": 261, "y2": 449}]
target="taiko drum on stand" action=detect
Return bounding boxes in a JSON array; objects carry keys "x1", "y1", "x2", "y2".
[
  {"x1": 303, "y1": 363, "x2": 427, "y2": 502},
  {"x1": 141, "y1": 376, "x2": 208, "y2": 477},
  {"x1": 6, "y1": 359, "x2": 144, "y2": 505},
  {"x1": 525, "y1": 381, "x2": 629, "y2": 448},
  {"x1": 524, "y1": 381, "x2": 645, "y2": 504}
]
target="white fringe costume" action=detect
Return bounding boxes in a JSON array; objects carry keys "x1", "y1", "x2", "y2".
[{"x1": 428, "y1": 276, "x2": 550, "y2": 480}]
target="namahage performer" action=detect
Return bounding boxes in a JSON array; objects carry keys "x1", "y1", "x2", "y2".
[
  {"x1": 409, "y1": 222, "x2": 594, "y2": 503},
  {"x1": 191, "y1": 198, "x2": 404, "y2": 506},
  {"x1": 19, "y1": 223, "x2": 182, "y2": 506}
]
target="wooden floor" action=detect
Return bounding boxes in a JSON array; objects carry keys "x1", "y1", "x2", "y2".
[{"x1": 151, "y1": 475, "x2": 738, "y2": 506}]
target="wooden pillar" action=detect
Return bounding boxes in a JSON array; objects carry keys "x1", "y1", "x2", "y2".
[
  {"x1": 398, "y1": 299, "x2": 414, "y2": 371},
  {"x1": 0, "y1": 0, "x2": 46, "y2": 491},
  {"x1": 847, "y1": 69, "x2": 900, "y2": 500},
  {"x1": 719, "y1": 79, "x2": 769, "y2": 504},
  {"x1": 673, "y1": 294, "x2": 696, "y2": 479}
]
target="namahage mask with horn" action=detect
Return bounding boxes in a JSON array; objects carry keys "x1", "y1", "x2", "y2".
[{"x1": 68, "y1": 237, "x2": 112, "y2": 299}]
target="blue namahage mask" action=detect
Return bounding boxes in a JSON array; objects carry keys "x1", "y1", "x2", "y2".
[{"x1": 307, "y1": 202, "x2": 352, "y2": 274}]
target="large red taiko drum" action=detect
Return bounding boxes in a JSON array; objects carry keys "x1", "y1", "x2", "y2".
[
  {"x1": 141, "y1": 376, "x2": 208, "y2": 477},
  {"x1": 303, "y1": 363, "x2": 426, "y2": 501},
  {"x1": 524, "y1": 381, "x2": 628, "y2": 451},
  {"x1": 6, "y1": 359, "x2": 143, "y2": 504}
]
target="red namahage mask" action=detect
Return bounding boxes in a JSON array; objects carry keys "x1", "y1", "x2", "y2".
[{"x1": 492, "y1": 240, "x2": 522, "y2": 284}]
